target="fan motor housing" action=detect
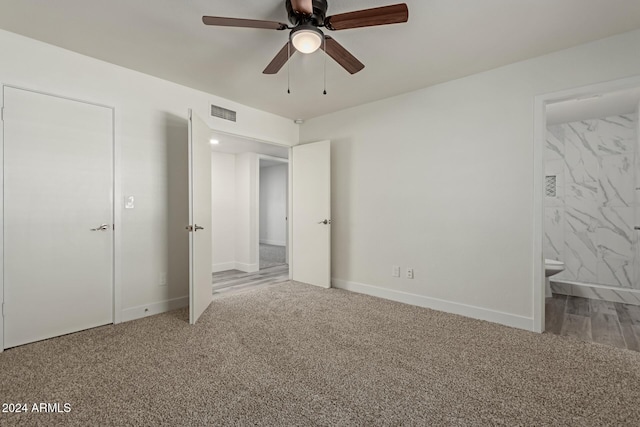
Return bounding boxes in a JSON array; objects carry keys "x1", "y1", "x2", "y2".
[{"x1": 286, "y1": 0, "x2": 328, "y2": 26}]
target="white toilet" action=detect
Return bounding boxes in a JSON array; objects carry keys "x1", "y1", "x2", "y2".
[{"x1": 544, "y1": 259, "x2": 565, "y2": 298}]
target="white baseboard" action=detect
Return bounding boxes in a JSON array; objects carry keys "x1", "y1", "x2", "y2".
[
  {"x1": 212, "y1": 262, "x2": 236, "y2": 273},
  {"x1": 235, "y1": 262, "x2": 259, "y2": 273},
  {"x1": 121, "y1": 295, "x2": 189, "y2": 323},
  {"x1": 259, "y1": 239, "x2": 286, "y2": 247},
  {"x1": 213, "y1": 262, "x2": 262, "y2": 273},
  {"x1": 332, "y1": 279, "x2": 534, "y2": 332}
]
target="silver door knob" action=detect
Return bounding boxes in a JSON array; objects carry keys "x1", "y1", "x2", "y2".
[
  {"x1": 91, "y1": 224, "x2": 110, "y2": 231},
  {"x1": 318, "y1": 219, "x2": 331, "y2": 225}
]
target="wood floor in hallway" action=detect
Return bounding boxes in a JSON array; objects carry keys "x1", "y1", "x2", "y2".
[{"x1": 212, "y1": 264, "x2": 289, "y2": 297}]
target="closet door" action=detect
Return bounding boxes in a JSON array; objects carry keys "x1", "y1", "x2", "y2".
[{"x1": 3, "y1": 87, "x2": 114, "y2": 349}]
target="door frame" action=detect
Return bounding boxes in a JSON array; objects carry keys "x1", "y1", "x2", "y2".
[
  {"x1": 532, "y1": 74, "x2": 640, "y2": 333},
  {"x1": 210, "y1": 129, "x2": 293, "y2": 280},
  {"x1": 0, "y1": 84, "x2": 120, "y2": 351},
  {"x1": 257, "y1": 154, "x2": 290, "y2": 269}
]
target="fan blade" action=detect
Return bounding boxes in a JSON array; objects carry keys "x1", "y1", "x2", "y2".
[
  {"x1": 321, "y1": 36, "x2": 364, "y2": 74},
  {"x1": 202, "y1": 16, "x2": 288, "y2": 30},
  {"x1": 263, "y1": 42, "x2": 297, "y2": 74},
  {"x1": 291, "y1": 0, "x2": 313, "y2": 15},
  {"x1": 325, "y1": 3, "x2": 409, "y2": 31}
]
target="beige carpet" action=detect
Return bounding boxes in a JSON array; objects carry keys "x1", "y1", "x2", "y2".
[{"x1": 1, "y1": 282, "x2": 640, "y2": 426}]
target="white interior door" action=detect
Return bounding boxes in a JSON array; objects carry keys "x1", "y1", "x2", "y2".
[
  {"x1": 292, "y1": 140, "x2": 331, "y2": 288},
  {"x1": 188, "y1": 110, "x2": 212, "y2": 324},
  {"x1": 3, "y1": 87, "x2": 114, "y2": 349}
]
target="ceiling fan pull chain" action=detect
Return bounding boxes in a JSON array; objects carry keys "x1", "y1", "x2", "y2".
[
  {"x1": 287, "y1": 37, "x2": 291, "y2": 94},
  {"x1": 323, "y1": 36, "x2": 327, "y2": 95}
]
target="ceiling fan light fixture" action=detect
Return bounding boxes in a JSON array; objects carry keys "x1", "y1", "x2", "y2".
[{"x1": 291, "y1": 25, "x2": 323, "y2": 54}]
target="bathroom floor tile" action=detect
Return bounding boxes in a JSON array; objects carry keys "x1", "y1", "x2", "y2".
[
  {"x1": 545, "y1": 294, "x2": 566, "y2": 335},
  {"x1": 589, "y1": 299, "x2": 617, "y2": 316},
  {"x1": 620, "y1": 324, "x2": 640, "y2": 352},
  {"x1": 547, "y1": 294, "x2": 639, "y2": 352},
  {"x1": 560, "y1": 314, "x2": 592, "y2": 341},
  {"x1": 591, "y1": 313, "x2": 626, "y2": 349},
  {"x1": 566, "y1": 295, "x2": 591, "y2": 316},
  {"x1": 623, "y1": 304, "x2": 640, "y2": 325},
  {"x1": 614, "y1": 302, "x2": 640, "y2": 325}
]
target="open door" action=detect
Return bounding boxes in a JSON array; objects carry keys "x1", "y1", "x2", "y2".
[
  {"x1": 188, "y1": 110, "x2": 212, "y2": 324},
  {"x1": 291, "y1": 140, "x2": 331, "y2": 288}
]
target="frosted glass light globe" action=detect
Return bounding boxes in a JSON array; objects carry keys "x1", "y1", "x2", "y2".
[{"x1": 292, "y1": 30, "x2": 322, "y2": 54}]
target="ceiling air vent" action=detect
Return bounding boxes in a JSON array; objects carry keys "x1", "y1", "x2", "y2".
[{"x1": 211, "y1": 104, "x2": 237, "y2": 122}]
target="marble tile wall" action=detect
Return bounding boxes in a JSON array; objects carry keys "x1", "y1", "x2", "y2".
[{"x1": 545, "y1": 114, "x2": 638, "y2": 289}]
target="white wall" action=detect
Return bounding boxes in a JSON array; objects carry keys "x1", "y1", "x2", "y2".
[
  {"x1": 0, "y1": 29, "x2": 297, "y2": 321},
  {"x1": 212, "y1": 151, "x2": 269, "y2": 273},
  {"x1": 234, "y1": 153, "x2": 259, "y2": 272},
  {"x1": 259, "y1": 164, "x2": 288, "y2": 247},
  {"x1": 300, "y1": 29, "x2": 640, "y2": 330},
  {"x1": 211, "y1": 151, "x2": 236, "y2": 272}
]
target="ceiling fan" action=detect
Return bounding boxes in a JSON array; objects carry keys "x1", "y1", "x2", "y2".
[{"x1": 202, "y1": 0, "x2": 409, "y2": 75}]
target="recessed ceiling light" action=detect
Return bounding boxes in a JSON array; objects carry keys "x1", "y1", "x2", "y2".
[{"x1": 210, "y1": 139, "x2": 220, "y2": 145}]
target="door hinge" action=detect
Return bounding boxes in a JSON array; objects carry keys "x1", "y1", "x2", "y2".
[
  {"x1": 1, "y1": 302, "x2": 4, "y2": 317},
  {"x1": 0, "y1": 107, "x2": 4, "y2": 121}
]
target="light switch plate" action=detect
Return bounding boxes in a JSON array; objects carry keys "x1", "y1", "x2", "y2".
[{"x1": 125, "y1": 196, "x2": 135, "y2": 209}]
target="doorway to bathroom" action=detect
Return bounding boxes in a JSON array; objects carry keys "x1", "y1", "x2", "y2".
[{"x1": 535, "y1": 76, "x2": 640, "y2": 351}]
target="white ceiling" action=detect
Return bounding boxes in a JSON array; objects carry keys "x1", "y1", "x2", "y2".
[
  {"x1": 1, "y1": 1, "x2": 640, "y2": 120},
  {"x1": 547, "y1": 87, "x2": 640, "y2": 125}
]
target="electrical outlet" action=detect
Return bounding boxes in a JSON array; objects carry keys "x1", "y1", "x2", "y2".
[
  {"x1": 392, "y1": 265, "x2": 400, "y2": 278},
  {"x1": 159, "y1": 272, "x2": 168, "y2": 286},
  {"x1": 406, "y1": 268, "x2": 414, "y2": 279}
]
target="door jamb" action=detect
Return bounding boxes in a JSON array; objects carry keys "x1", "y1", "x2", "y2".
[
  {"x1": 209, "y1": 128, "x2": 293, "y2": 281},
  {"x1": 532, "y1": 75, "x2": 640, "y2": 333},
  {"x1": 0, "y1": 84, "x2": 119, "y2": 351}
]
